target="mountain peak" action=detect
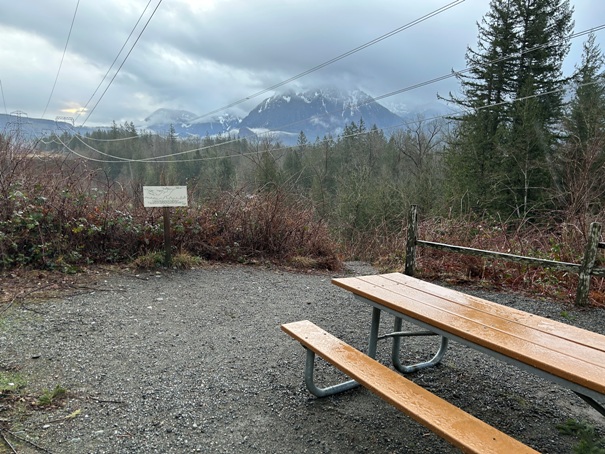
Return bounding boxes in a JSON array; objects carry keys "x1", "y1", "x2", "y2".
[
  {"x1": 144, "y1": 108, "x2": 198, "y2": 127},
  {"x1": 239, "y1": 87, "x2": 401, "y2": 140},
  {"x1": 142, "y1": 88, "x2": 405, "y2": 143}
]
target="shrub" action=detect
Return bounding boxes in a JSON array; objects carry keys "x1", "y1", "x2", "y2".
[{"x1": 0, "y1": 137, "x2": 341, "y2": 271}]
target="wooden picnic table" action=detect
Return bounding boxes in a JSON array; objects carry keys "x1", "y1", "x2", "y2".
[
  {"x1": 332, "y1": 273, "x2": 605, "y2": 411},
  {"x1": 283, "y1": 272, "x2": 605, "y2": 453}
]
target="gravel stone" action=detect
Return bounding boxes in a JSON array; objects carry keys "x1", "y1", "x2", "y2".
[{"x1": 1, "y1": 262, "x2": 605, "y2": 453}]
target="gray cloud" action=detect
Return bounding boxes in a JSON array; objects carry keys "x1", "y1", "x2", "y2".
[{"x1": 0, "y1": 0, "x2": 602, "y2": 127}]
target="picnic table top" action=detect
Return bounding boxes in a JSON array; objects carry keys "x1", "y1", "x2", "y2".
[{"x1": 332, "y1": 273, "x2": 605, "y2": 396}]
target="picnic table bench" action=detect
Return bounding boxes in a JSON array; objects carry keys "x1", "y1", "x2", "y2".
[{"x1": 282, "y1": 273, "x2": 605, "y2": 454}]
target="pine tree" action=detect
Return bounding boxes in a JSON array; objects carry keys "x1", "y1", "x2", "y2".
[
  {"x1": 555, "y1": 33, "x2": 605, "y2": 222},
  {"x1": 444, "y1": 0, "x2": 518, "y2": 211},
  {"x1": 503, "y1": 0, "x2": 573, "y2": 217},
  {"x1": 444, "y1": 0, "x2": 573, "y2": 217}
]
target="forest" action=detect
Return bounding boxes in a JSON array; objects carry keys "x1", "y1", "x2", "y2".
[{"x1": 3, "y1": 0, "x2": 605, "y2": 303}]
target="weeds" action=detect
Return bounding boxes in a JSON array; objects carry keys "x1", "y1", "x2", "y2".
[
  {"x1": 557, "y1": 419, "x2": 605, "y2": 453},
  {"x1": 132, "y1": 251, "x2": 205, "y2": 269},
  {"x1": 0, "y1": 371, "x2": 25, "y2": 393},
  {"x1": 37, "y1": 385, "x2": 67, "y2": 407},
  {"x1": 0, "y1": 138, "x2": 341, "y2": 272},
  {"x1": 369, "y1": 211, "x2": 605, "y2": 304},
  {"x1": 2, "y1": 134, "x2": 605, "y2": 301}
]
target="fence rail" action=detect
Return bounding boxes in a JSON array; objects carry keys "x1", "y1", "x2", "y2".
[{"x1": 405, "y1": 205, "x2": 603, "y2": 306}]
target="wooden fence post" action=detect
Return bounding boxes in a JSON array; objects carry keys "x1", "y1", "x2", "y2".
[
  {"x1": 163, "y1": 206, "x2": 172, "y2": 268},
  {"x1": 405, "y1": 205, "x2": 418, "y2": 276},
  {"x1": 576, "y1": 222, "x2": 602, "y2": 306}
]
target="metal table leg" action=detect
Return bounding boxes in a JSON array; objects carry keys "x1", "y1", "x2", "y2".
[
  {"x1": 302, "y1": 307, "x2": 382, "y2": 397},
  {"x1": 390, "y1": 316, "x2": 449, "y2": 373}
]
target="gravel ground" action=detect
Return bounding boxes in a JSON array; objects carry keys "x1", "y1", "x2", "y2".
[{"x1": 1, "y1": 262, "x2": 605, "y2": 453}]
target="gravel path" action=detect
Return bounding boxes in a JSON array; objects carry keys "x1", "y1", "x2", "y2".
[{"x1": 1, "y1": 262, "x2": 605, "y2": 453}]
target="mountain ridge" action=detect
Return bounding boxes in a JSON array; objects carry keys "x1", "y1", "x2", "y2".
[
  {"x1": 0, "y1": 88, "x2": 448, "y2": 145},
  {"x1": 142, "y1": 87, "x2": 408, "y2": 144}
]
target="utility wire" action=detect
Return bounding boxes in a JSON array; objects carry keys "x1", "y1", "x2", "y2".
[
  {"x1": 57, "y1": 79, "x2": 602, "y2": 164},
  {"x1": 74, "y1": 0, "x2": 155, "y2": 124},
  {"x1": 72, "y1": 21, "x2": 604, "y2": 153},
  {"x1": 0, "y1": 79, "x2": 7, "y2": 115},
  {"x1": 69, "y1": 0, "x2": 467, "y2": 144},
  {"x1": 188, "y1": 0, "x2": 466, "y2": 122},
  {"x1": 41, "y1": 0, "x2": 80, "y2": 119},
  {"x1": 79, "y1": 0, "x2": 163, "y2": 127},
  {"x1": 68, "y1": 22, "x2": 604, "y2": 163}
]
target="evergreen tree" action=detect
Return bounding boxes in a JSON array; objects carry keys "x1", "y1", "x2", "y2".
[
  {"x1": 503, "y1": 0, "x2": 573, "y2": 217},
  {"x1": 444, "y1": 0, "x2": 573, "y2": 217},
  {"x1": 283, "y1": 131, "x2": 306, "y2": 187},
  {"x1": 444, "y1": 0, "x2": 518, "y2": 211},
  {"x1": 567, "y1": 33, "x2": 605, "y2": 146},
  {"x1": 555, "y1": 33, "x2": 605, "y2": 222}
]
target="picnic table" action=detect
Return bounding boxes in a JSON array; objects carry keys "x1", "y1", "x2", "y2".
[{"x1": 282, "y1": 273, "x2": 605, "y2": 453}]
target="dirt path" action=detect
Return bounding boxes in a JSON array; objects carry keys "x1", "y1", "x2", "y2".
[{"x1": 1, "y1": 263, "x2": 604, "y2": 453}]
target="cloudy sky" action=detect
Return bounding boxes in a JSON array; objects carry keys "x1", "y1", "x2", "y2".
[{"x1": 1, "y1": 0, "x2": 603, "y2": 127}]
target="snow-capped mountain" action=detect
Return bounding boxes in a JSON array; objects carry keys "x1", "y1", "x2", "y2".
[
  {"x1": 142, "y1": 88, "x2": 406, "y2": 144},
  {"x1": 1, "y1": 89, "x2": 448, "y2": 146},
  {"x1": 143, "y1": 108, "x2": 241, "y2": 137},
  {"x1": 237, "y1": 87, "x2": 403, "y2": 141},
  {"x1": 144, "y1": 108, "x2": 198, "y2": 127}
]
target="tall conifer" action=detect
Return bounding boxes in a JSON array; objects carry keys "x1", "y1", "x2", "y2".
[{"x1": 445, "y1": 0, "x2": 573, "y2": 217}]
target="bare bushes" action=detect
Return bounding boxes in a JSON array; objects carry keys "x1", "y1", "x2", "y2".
[
  {"x1": 0, "y1": 142, "x2": 141, "y2": 269},
  {"x1": 0, "y1": 139, "x2": 340, "y2": 270},
  {"x1": 374, "y1": 211, "x2": 604, "y2": 304},
  {"x1": 172, "y1": 190, "x2": 340, "y2": 270}
]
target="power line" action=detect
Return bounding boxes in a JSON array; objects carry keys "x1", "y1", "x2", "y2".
[
  {"x1": 0, "y1": 79, "x2": 7, "y2": 115},
  {"x1": 57, "y1": 79, "x2": 603, "y2": 165},
  {"x1": 68, "y1": 0, "x2": 467, "y2": 144},
  {"x1": 74, "y1": 0, "x2": 155, "y2": 124},
  {"x1": 62, "y1": 22, "x2": 604, "y2": 162},
  {"x1": 79, "y1": 0, "x2": 164, "y2": 127},
  {"x1": 142, "y1": 23, "x2": 605, "y2": 158},
  {"x1": 370, "y1": 25, "x2": 605, "y2": 108},
  {"x1": 188, "y1": 0, "x2": 466, "y2": 122},
  {"x1": 69, "y1": 22, "x2": 605, "y2": 148},
  {"x1": 41, "y1": 0, "x2": 80, "y2": 119}
]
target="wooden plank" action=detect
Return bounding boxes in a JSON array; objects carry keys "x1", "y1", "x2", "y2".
[
  {"x1": 335, "y1": 273, "x2": 605, "y2": 359},
  {"x1": 338, "y1": 274, "x2": 605, "y2": 388},
  {"x1": 282, "y1": 320, "x2": 539, "y2": 454},
  {"x1": 416, "y1": 240, "x2": 580, "y2": 273},
  {"x1": 332, "y1": 274, "x2": 605, "y2": 394},
  {"x1": 384, "y1": 273, "x2": 605, "y2": 353}
]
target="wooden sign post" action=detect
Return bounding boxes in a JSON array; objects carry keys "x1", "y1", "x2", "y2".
[{"x1": 143, "y1": 186, "x2": 188, "y2": 267}]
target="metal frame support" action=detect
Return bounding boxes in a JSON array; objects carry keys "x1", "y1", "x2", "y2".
[
  {"x1": 390, "y1": 316, "x2": 449, "y2": 373},
  {"x1": 574, "y1": 392, "x2": 605, "y2": 418},
  {"x1": 302, "y1": 307, "x2": 382, "y2": 397},
  {"x1": 303, "y1": 348, "x2": 359, "y2": 397},
  {"x1": 301, "y1": 306, "x2": 449, "y2": 397}
]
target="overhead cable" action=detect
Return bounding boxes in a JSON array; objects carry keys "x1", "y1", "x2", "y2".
[
  {"x1": 74, "y1": 0, "x2": 155, "y2": 124},
  {"x1": 69, "y1": 22, "x2": 604, "y2": 162},
  {"x1": 0, "y1": 79, "x2": 7, "y2": 115},
  {"x1": 74, "y1": 20, "x2": 603, "y2": 154},
  {"x1": 41, "y1": 0, "x2": 80, "y2": 119},
  {"x1": 188, "y1": 0, "x2": 466, "y2": 122},
  {"x1": 79, "y1": 0, "x2": 164, "y2": 127},
  {"x1": 58, "y1": 79, "x2": 602, "y2": 165}
]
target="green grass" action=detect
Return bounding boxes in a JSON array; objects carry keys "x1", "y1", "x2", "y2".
[
  {"x1": 0, "y1": 371, "x2": 26, "y2": 392},
  {"x1": 557, "y1": 419, "x2": 605, "y2": 453},
  {"x1": 37, "y1": 384, "x2": 67, "y2": 406}
]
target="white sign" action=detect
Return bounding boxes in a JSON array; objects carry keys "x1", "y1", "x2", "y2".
[{"x1": 143, "y1": 186, "x2": 188, "y2": 207}]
